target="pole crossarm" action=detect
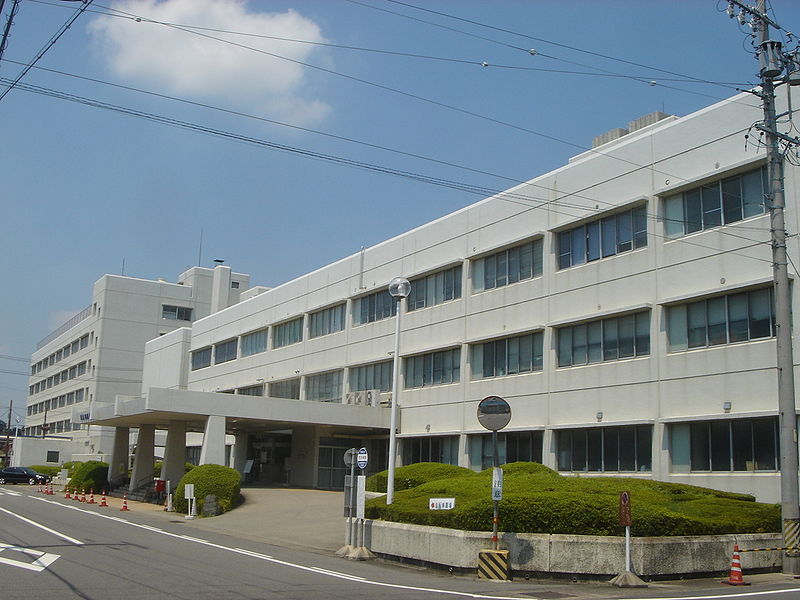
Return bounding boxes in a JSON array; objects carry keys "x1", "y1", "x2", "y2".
[{"x1": 754, "y1": 123, "x2": 800, "y2": 146}]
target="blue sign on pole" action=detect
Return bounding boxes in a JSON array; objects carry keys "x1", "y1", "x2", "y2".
[{"x1": 356, "y1": 447, "x2": 368, "y2": 470}]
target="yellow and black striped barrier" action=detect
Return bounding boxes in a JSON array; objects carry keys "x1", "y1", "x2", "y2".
[
  {"x1": 739, "y1": 546, "x2": 800, "y2": 553},
  {"x1": 478, "y1": 549, "x2": 510, "y2": 580}
]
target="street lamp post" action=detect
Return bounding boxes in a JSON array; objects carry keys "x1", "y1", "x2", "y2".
[{"x1": 386, "y1": 277, "x2": 410, "y2": 505}]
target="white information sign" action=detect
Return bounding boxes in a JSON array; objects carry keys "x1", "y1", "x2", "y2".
[
  {"x1": 491, "y1": 467, "x2": 503, "y2": 501},
  {"x1": 184, "y1": 483, "x2": 195, "y2": 499},
  {"x1": 429, "y1": 498, "x2": 455, "y2": 510},
  {"x1": 356, "y1": 475, "x2": 366, "y2": 519}
]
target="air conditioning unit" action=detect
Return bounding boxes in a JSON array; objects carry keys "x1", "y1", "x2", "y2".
[
  {"x1": 365, "y1": 389, "x2": 382, "y2": 407},
  {"x1": 344, "y1": 391, "x2": 366, "y2": 405}
]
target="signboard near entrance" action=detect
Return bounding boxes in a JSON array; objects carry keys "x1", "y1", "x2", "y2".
[
  {"x1": 619, "y1": 491, "x2": 632, "y2": 527},
  {"x1": 356, "y1": 447, "x2": 368, "y2": 470}
]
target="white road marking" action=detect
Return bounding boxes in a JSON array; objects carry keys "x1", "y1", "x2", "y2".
[
  {"x1": 32, "y1": 496, "x2": 800, "y2": 600},
  {"x1": 0, "y1": 543, "x2": 60, "y2": 572},
  {"x1": 0, "y1": 505, "x2": 83, "y2": 545}
]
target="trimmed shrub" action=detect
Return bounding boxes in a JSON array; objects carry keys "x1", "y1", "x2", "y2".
[
  {"x1": 364, "y1": 461, "x2": 779, "y2": 536},
  {"x1": 27, "y1": 465, "x2": 60, "y2": 477},
  {"x1": 68, "y1": 461, "x2": 109, "y2": 493},
  {"x1": 62, "y1": 461, "x2": 82, "y2": 477},
  {"x1": 366, "y1": 462, "x2": 477, "y2": 493},
  {"x1": 173, "y1": 464, "x2": 241, "y2": 516}
]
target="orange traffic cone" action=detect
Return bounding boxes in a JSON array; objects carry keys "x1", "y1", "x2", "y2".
[
  {"x1": 99, "y1": 491, "x2": 108, "y2": 507},
  {"x1": 722, "y1": 544, "x2": 750, "y2": 586},
  {"x1": 65, "y1": 488, "x2": 71, "y2": 499},
  {"x1": 80, "y1": 488, "x2": 86, "y2": 503},
  {"x1": 120, "y1": 495, "x2": 130, "y2": 511},
  {"x1": 48, "y1": 483, "x2": 54, "y2": 495},
  {"x1": 87, "y1": 489, "x2": 96, "y2": 504},
  {"x1": 37, "y1": 483, "x2": 42, "y2": 493},
  {"x1": 73, "y1": 487, "x2": 81, "y2": 501}
]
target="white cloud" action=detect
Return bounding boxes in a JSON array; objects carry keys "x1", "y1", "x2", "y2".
[{"x1": 88, "y1": 0, "x2": 331, "y2": 124}]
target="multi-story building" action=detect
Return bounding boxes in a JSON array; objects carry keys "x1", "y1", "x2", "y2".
[
  {"x1": 92, "y1": 89, "x2": 798, "y2": 502},
  {"x1": 19, "y1": 266, "x2": 250, "y2": 466}
]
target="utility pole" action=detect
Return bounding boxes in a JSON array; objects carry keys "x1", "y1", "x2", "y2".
[
  {"x1": 727, "y1": 0, "x2": 800, "y2": 574},
  {"x1": 4, "y1": 399, "x2": 11, "y2": 467}
]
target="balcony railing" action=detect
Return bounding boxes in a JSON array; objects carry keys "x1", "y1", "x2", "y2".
[{"x1": 36, "y1": 305, "x2": 92, "y2": 350}]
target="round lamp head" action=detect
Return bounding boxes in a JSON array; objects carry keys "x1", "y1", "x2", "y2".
[{"x1": 388, "y1": 277, "x2": 411, "y2": 298}]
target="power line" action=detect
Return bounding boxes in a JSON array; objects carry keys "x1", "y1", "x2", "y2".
[{"x1": 0, "y1": 0, "x2": 93, "y2": 103}]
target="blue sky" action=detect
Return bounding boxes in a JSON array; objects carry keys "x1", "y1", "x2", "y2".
[{"x1": 2, "y1": 0, "x2": 799, "y2": 425}]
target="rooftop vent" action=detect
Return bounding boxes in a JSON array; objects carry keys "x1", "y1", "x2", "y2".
[
  {"x1": 592, "y1": 127, "x2": 628, "y2": 148},
  {"x1": 628, "y1": 111, "x2": 671, "y2": 133}
]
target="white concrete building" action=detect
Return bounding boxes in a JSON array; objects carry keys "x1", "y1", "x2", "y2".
[
  {"x1": 91, "y1": 89, "x2": 798, "y2": 502},
  {"x1": 20, "y1": 266, "x2": 250, "y2": 467}
]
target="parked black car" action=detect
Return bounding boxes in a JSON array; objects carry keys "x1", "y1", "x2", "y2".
[{"x1": 0, "y1": 467, "x2": 52, "y2": 485}]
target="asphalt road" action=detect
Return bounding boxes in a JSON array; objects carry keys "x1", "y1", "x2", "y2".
[{"x1": 3, "y1": 484, "x2": 800, "y2": 600}]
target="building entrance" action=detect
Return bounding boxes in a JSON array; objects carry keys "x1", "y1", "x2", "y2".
[{"x1": 248, "y1": 432, "x2": 291, "y2": 485}]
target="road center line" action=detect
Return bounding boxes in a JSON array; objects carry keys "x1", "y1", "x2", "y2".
[
  {"x1": 30, "y1": 496, "x2": 800, "y2": 600},
  {"x1": 0, "y1": 505, "x2": 83, "y2": 545}
]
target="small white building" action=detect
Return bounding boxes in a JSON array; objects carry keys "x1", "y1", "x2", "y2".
[
  {"x1": 21, "y1": 266, "x2": 250, "y2": 467},
  {"x1": 85, "y1": 89, "x2": 799, "y2": 502}
]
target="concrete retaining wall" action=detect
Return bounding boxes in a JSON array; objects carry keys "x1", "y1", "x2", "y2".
[{"x1": 361, "y1": 520, "x2": 782, "y2": 577}]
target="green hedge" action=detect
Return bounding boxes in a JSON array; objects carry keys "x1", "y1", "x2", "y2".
[
  {"x1": 26, "y1": 465, "x2": 60, "y2": 477},
  {"x1": 366, "y1": 462, "x2": 477, "y2": 493},
  {"x1": 363, "y1": 462, "x2": 779, "y2": 536},
  {"x1": 68, "y1": 461, "x2": 109, "y2": 493},
  {"x1": 173, "y1": 464, "x2": 241, "y2": 516}
]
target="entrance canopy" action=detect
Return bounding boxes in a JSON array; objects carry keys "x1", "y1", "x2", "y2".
[{"x1": 91, "y1": 387, "x2": 391, "y2": 435}]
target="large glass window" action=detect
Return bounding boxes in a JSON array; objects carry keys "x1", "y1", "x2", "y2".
[
  {"x1": 664, "y1": 166, "x2": 766, "y2": 238},
  {"x1": 273, "y1": 317, "x2": 303, "y2": 349},
  {"x1": 306, "y1": 371, "x2": 343, "y2": 403},
  {"x1": 408, "y1": 265, "x2": 463, "y2": 311},
  {"x1": 671, "y1": 418, "x2": 778, "y2": 471},
  {"x1": 241, "y1": 329, "x2": 267, "y2": 357},
  {"x1": 238, "y1": 384, "x2": 264, "y2": 396},
  {"x1": 404, "y1": 348, "x2": 460, "y2": 389},
  {"x1": 558, "y1": 206, "x2": 647, "y2": 270},
  {"x1": 269, "y1": 378, "x2": 300, "y2": 400},
  {"x1": 353, "y1": 290, "x2": 396, "y2": 326},
  {"x1": 558, "y1": 312, "x2": 649, "y2": 367},
  {"x1": 191, "y1": 347, "x2": 211, "y2": 370},
  {"x1": 556, "y1": 426, "x2": 652, "y2": 472},
  {"x1": 667, "y1": 287, "x2": 775, "y2": 351},
  {"x1": 403, "y1": 436, "x2": 460, "y2": 466},
  {"x1": 309, "y1": 304, "x2": 345, "y2": 338},
  {"x1": 214, "y1": 339, "x2": 237, "y2": 364},
  {"x1": 469, "y1": 431, "x2": 544, "y2": 471},
  {"x1": 472, "y1": 239, "x2": 543, "y2": 293},
  {"x1": 162, "y1": 305, "x2": 193, "y2": 321},
  {"x1": 349, "y1": 361, "x2": 392, "y2": 392},
  {"x1": 471, "y1": 332, "x2": 543, "y2": 379}
]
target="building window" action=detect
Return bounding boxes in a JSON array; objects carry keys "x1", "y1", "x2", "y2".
[
  {"x1": 349, "y1": 361, "x2": 393, "y2": 392},
  {"x1": 472, "y1": 238, "x2": 543, "y2": 292},
  {"x1": 77, "y1": 362, "x2": 87, "y2": 376},
  {"x1": 309, "y1": 304, "x2": 345, "y2": 338},
  {"x1": 353, "y1": 290, "x2": 396, "y2": 325},
  {"x1": 664, "y1": 166, "x2": 766, "y2": 238},
  {"x1": 63, "y1": 345, "x2": 71, "y2": 358},
  {"x1": 408, "y1": 265, "x2": 463, "y2": 311},
  {"x1": 80, "y1": 334, "x2": 89, "y2": 349},
  {"x1": 241, "y1": 329, "x2": 267, "y2": 357},
  {"x1": 306, "y1": 371, "x2": 343, "y2": 403},
  {"x1": 191, "y1": 347, "x2": 212, "y2": 370},
  {"x1": 670, "y1": 418, "x2": 778, "y2": 472},
  {"x1": 404, "y1": 348, "x2": 461, "y2": 389},
  {"x1": 238, "y1": 384, "x2": 264, "y2": 396},
  {"x1": 471, "y1": 332, "x2": 543, "y2": 379},
  {"x1": 558, "y1": 311, "x2": 650, "y2": 367},
  {"x1": 46, "y1": 450, "x2": 59, "y2": 463},
  {"x1": 667, "y1": 287, "x2": 774, "y2": 352},
  {"x1": 269, "y1": 378, "x2": 300, "y2": 400},
  {"x1": 162, "y1": 305, "x2": 193, "y2": 321},
  {"x1": 558, "y1": 206, "x2": 647, "y2": 270},
  {"x1": 214, "y1": 339, "x2": 238, "y2": 364},
  {"x1": 231, "y1": 281, "x2": 240, "y2": 289},
  {"x1": 556, "y1": 426, "x2": 652, "y2": 472},
  {"x1": 469, "y1": 431, "x2": 544, "y2": 471},
  {"x1": 71, "y1": 340, "x2": 79, "y2": 353},
  {"x1": 403, "y1": 436, "x2": 460, "y2": 466},
  {"x1": 273, "y1": 317, "x2": 303, "y2": 349}
]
